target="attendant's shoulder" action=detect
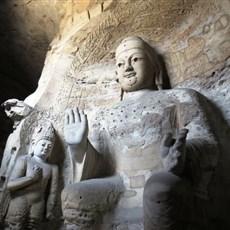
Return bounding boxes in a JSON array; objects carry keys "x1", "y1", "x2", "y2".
[
  {"x1": 14, "y1": 155, "x2": 32, "y2": 168},
  {"x1": 17, "y1": 154, "x2": 32, "y2": 162}
]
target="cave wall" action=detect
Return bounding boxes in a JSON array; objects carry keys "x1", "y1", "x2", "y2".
[
  {"x1": 13, "y1": 0, "x2": 228, "y2": 137},
  {"x1": 0, "y1": 1, "x2": 229, "y2": 228},
  {"x1": 0, "y1": 0, "x2": 61, "y2": 155}
]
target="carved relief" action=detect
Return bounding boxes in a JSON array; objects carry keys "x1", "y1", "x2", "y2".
[
  {"x1": 60, "y1": 36, "x2": 229, "y2": 230},
  {"x1": 2, "y1": 121, "x2": 59, "y2": 230},
  {"x1": 1, "y1": 1, "x2": 230, "y2": 229}
]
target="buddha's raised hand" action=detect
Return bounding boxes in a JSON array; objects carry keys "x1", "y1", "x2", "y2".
[{"x1": 64, "y1": 108, "x2": 89, "y2": 162}]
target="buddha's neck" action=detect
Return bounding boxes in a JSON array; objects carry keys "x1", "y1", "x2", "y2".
[{"x1": 123, "y1": 89, "x2": 154, "y2": 100}]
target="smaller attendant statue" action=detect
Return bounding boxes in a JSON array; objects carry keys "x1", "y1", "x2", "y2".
[{"x1": 4, "y1": 121, "x2": 59, "y2": 230}]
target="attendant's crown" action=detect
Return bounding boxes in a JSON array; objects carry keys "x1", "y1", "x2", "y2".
[{"x1": 32, "y1": 121, "x2": 55, "y2": 144}]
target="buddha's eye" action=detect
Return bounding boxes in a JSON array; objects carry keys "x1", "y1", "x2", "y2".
[
  {"x1": 132, "y1": 57, "x2": 139, "y2": 62},
  {"x1": 117, "y1": 63, "x2": 124, "y2": 68}
]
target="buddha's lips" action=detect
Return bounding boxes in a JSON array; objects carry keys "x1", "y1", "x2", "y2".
[{"x1": 124, "y1": 72, "x2": 136, "y2": 78}]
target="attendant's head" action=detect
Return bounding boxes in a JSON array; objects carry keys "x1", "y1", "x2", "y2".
[{"x1": 31, "y1": 121, "x2": 55, "y2": 161}]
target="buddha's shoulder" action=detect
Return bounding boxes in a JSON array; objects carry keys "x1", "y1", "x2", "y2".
[
  {"x1": 136, "y1": 88, "x2": 202, "y2": 103},
  {"x1": 162, "y1": 88, "x2": 203, "y2": 102},
  {"x1": 93, "y1": 88, "x2": 202, "y2": 118},
  {"x1": 162, "y1": 88, "x2": 200, "y2": 96}
]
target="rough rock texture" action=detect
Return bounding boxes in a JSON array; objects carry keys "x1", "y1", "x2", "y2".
[
  {"x1": 20, "y1": 0, "x2": 229, "y2": 109},
  {"x1": 0, "y1": 0, "x2": 230, "y2": 229},
  {"x1": 0, "y1": 0, "x2": 60, "y2": 156}
]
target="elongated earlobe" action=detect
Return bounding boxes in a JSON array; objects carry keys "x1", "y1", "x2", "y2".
[{"x1": 120, "y1": 88, "x2": 124, "y2": 101}]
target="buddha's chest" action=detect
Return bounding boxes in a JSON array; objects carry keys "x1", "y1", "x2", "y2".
[{"x1": 96, "y1": 97, "x2": 178, "y2": 147}]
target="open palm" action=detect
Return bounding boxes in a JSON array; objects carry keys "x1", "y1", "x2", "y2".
[{"x1": 64, "y1": 108, "x2": 88, "y2": 146}]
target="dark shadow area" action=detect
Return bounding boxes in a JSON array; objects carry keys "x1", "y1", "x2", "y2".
[
  {"x1": 0, "y1": 0, "x2": 55, "y2": 161},
  {"x1": 197, "y1": 93, "x2": 230, "y2": 228}
]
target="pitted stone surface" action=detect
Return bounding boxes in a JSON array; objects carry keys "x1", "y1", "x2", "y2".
[{"x1": 0, "y1": 1, "x2": 230, "y2": 229}]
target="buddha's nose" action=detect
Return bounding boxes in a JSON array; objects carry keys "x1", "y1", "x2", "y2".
[{"x1": 125, "y1": 63, "x2": 133, "y2": 72}]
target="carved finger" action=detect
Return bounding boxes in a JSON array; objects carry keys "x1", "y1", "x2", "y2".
[
  {"x1": 65, "y1": 110, "x2": 70, "y2": 125},
  {"x1": 173, "y1": 142, "x2": 185, "y2": 154},
  {"x1": 173, "y1": 129, "x2": 188, "y2": 151},
  {"x1": 74, "y1": 107, "x2": 80, "y2": 123},
  {"x1": 37, "y1": 167, "x2": 42, "y2": 171},
  {"x1": 80, "y1": 110, "x2": 87, "y2": 126},
  {"x1": 34, "y1": 165, "x2": 39, "y2": 170},
  {"x1": 161, "y1": 146, "x2": 169, "y2": 158},
  {"x1": 176, "y1": 128, "x2": 188, "y2": 143},
  {"x1": 161, "y1": 132, "x2": 173, "y2": 147},
  {"x1": 160, "y1": 132, "x2": 172, "y2": 158},
  {"x1": 69, "y1": 108, "x2": 75, "y2": 123}
]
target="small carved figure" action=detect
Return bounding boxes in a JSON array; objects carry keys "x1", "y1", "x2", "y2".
[
  {"x1": 1, "y1": 99, "x2": 32, "y2": 129},
  {"x1": 4, "y1": 121, "x2": 58, "y2": 230},
  {"x1": 62, "y1": 36, "x2": 226, "y2": 229},
  {"x1": 0, "y1": 99, "x2": 33, "y2": 180}
]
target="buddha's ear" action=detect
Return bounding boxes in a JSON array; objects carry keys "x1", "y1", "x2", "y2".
[
  {"x1": 155, "y1": 69, "x2": 163, "y2": 90},
  {"x1": 120, "y1": 88, "x2": 124, "y2": 101}
]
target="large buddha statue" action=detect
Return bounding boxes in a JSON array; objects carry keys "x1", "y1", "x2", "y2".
[{"x1": 62, "y1": 36, "x2": 228, "y2": 229}]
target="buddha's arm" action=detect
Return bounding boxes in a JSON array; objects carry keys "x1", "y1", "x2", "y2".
[
  {"x1": 68, "y1": 141, "x2": 87, "y2": 163},
  {"x1": 161, "y1": 90, "x2": 219, "y2": 199},
  {"x1": 179, "y1": 91, "x2": 219, "y2": 169},
  {"x1": 177, "y1": 90, "x2": 220, "y2": 198}
]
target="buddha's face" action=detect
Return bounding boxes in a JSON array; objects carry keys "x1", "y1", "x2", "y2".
[
  {"x1": 116, "y1": 42, "x2": 154, "y2": 92},
  {"x1": 33, "y1": 139, "x2": 53, "y2": 160}
]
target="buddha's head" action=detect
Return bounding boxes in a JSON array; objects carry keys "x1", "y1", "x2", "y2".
[{"x1": 116, "y1": 36, "x2": 162, "y2": 92}]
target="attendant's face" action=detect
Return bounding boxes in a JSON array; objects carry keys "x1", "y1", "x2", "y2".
[
  {"x1": 33, "y1": 139, "x2": 53, "y2": 160},
  {"x1": 116, "y1": 46, "x2": 154, "y2": 92}
]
